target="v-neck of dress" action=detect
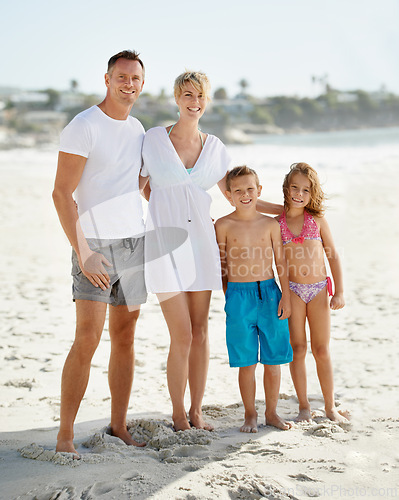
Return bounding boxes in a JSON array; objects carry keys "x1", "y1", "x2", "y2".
[
  {"x1": 283, "y1": 210, "x2": 307, "y2": 238},
  {"x1": 164, "y1": 127, "x2": 208, "y2": 175}
]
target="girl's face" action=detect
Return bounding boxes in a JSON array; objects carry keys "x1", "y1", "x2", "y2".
[
  {"x1": 288, "y1": 172, "x2": 312, "y2": 208},
  {"x1": 175, "y1": 82, "x2": 207, "y2": 121}
]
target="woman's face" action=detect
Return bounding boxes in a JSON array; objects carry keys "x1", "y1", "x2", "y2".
[{"x1": 175, "y1": 82, "x2": 207, "y2": 121}]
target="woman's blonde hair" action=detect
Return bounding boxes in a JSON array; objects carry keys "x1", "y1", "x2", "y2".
[
  {"x1": 282, "y1": 162, "x2": 325, "y2": 216},
  {"x1": 174, "y1": 71, "x2": 211, "y2": 101}
]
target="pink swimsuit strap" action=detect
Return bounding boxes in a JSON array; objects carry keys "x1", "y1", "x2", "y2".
[{"x1": 279, "y1": 210, "x2": 322, "y2": 245}]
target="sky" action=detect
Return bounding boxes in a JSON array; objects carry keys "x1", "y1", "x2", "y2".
[{"x1": 2, "y1": 0, "x2": 398, "y2": 99}]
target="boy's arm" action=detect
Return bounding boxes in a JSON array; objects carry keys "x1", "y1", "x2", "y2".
[
  {"x1": 319, "y1": 217, "x2": 345, "y2": 310},
  {"x1": 270, "y1": 220, "x2": 291, "y2": 319},
  {"x1": 215, "y1": 218, "x2": 228, "y2": 294}
]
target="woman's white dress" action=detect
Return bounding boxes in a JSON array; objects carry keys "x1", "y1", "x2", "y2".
[{"x1": 141, "y1": 126, "x2": 232, "y2": 293}]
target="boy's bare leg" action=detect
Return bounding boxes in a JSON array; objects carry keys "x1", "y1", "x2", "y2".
[
  {"x1": 308, "y1": 291, "x2": 349, "y2": 423},
  {"x1": 158, "y1": 293, "x2": 192, "y2": 431},
  {"x1": 108, "y1": 305, "x2": 145, "y2": 447},
  {"x1": 238, "y1": 364, "x2": 258, "y2": 433},
  {"x1": 288, "y1": 293, "x2": 312, "y2": 422},
  {"x1": 264, "y1": 364, "x2": 292, "y2": 430},
  {"x1": 56, "y1": 300, "x2": 107, "y2": 455},
  {"x1": 187, "y1": 291, "x2": 214, "y2": 431}
]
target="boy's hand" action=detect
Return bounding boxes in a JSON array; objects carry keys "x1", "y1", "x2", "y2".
[
  {"x1": 278, "y1": 294, "x2": 291, "y2": 320},
  {"x1": 330, "y1": 293, "x2": 345, "y2": 310}
]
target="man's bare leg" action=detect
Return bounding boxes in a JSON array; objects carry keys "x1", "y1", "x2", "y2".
[
  {"x1": 108, "y1": 304, "x2": 145, "y2": 446},
  {"x1": 56, "y1": 300, "x2": 107, "y2": 455},
  {"x1": 238, "y1": 364, "x2": 258, "y2": 433}
]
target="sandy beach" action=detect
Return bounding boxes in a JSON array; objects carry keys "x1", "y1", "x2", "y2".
[{"x1": 1, "y1": 136, "x2": 398, "y2": 499}]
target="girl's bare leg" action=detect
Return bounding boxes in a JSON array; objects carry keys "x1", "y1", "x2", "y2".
[
  {"x1": 288, "y1": 292, "x2": 311, "y2": 421},
  {"x1": 158, "y1": 292, "x2": 192, "y2": 431},
  {"x1": 186, "y1": 290, "x2": 213, "y2": 430},
  {"x1": 238, "y1": 365, "x2": 258, "y2": 432},
  {"x1": 308, "y1": 289, "x2": 348, "y2": 423}
]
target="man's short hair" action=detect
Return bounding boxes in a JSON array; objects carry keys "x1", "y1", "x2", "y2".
[
  {"x1": 226, "y1": 166, "x2": 260, "y2": 191},
  {"x1": 107, "y1": 50, "x2": 145, "y2": 78}
]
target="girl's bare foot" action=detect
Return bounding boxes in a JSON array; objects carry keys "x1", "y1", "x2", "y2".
[
  {"x1": 295, "y1": 408, "x2": 313, "y2": 422},
  {"x1": 265, "y1": 411, "x2": 292, "y2": 430},
  {"x1": 240, "y1": 413, "x2": 258, "y2": 433},
  {"x1": 189, "y1": 410, "x2": 214, "y2": 431},
  {"x1": 110, "y1": 426, "x2": 146, "y2": 447},
  {"x1": 326, "y1": 407, "x2": 350, "y2": 423}
]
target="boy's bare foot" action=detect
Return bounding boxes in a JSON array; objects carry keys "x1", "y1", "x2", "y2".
[
  {"x1": 56, "y1": 439, "x2": 80, "y2": 459},
  {"x1": 326, "y1": 407, "x2": 350, "y2": 423},
  {"x1": 265, "y1": 412, "x2": 292, "y2": 430},
  {"x1": 295, "y1": 408, "x2": 313, "y2": 422},
  {"x1": 240, "y1": 414, "x2": 258, "y2": 433},
  {"x1": 188, "y1": 410, "x2": 214, "y2": 431},
  {"x1": 109, "y1": 426, "x2": 146, "y2": 447}
]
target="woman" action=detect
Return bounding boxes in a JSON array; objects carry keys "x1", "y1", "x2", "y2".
[{"x1": 140, "y1": 71, "x2": 281, "y2": 431}]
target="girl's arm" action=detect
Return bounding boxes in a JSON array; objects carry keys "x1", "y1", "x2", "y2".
[
  {"x1": 271, "y1": 220, "x2": 291, "y2": 319},
  {"x1": 320, "y1": 217, "x2": 345, "y2": 310},
  {"x1": 217, "y1": 174, "x2": 283, "y2": 214}
]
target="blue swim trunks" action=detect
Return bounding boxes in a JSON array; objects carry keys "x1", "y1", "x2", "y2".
[{"x1": 224, "y1": 279, "x2": 293, "y2": 368}]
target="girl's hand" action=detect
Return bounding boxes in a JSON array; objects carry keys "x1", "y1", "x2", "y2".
[
  {"x1": 330, "y1": 293, "x2": 345, "y2": 310},
  {"x1": 278, "y1": 294, "x2": 291, "y2": 319}
]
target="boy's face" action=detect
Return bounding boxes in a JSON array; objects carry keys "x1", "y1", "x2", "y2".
[{"x1": 226, "y1": 174, "x2": 262, "y2": 209}]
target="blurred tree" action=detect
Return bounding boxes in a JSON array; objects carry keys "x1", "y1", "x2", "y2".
[
  {"x1": 248, "y1": 106, "x2": 274, "y2": 124},
  {"x1": 214, "y1": 87, "x2": 228, "y2": 100},
  {"x1": 238, "y1": 79, "x2": 249, "y2": 96},
  {"x1": 70, "y1": 79, "x2": 79, "y2": 92}
]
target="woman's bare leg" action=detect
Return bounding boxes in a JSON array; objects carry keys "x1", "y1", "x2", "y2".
[
  {"x1": 158, "y1": 292, "x2": 192, "y2": 431},
  {"x1": 186, "y1": 290, "x2": 213, "y2": 430}
]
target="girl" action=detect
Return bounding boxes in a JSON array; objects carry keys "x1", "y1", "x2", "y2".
[{"x1": 278, "y1": 163, "x2": 348, "y2": 423}]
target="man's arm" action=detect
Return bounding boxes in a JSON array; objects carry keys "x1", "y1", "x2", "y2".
[
  {"x1": 52, "y1": 152, "x2": 111, "y2": 290},
  {"x1": 271, "y1": 220, "x2": 291, "y2": 319},
  {"x1": 139, "y1": 174, "x2": 151, "y2": 201}
]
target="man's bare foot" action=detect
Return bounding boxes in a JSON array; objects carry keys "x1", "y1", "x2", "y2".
[
  {"x1": 56, "y1": 439, "x2": 80, "y2": 459},
  {"x1": 265, "y1": 412, "x2": 292, "y2": 430},
  {"x1": 240, "y1": 414, "x2": 258, "y2": 433},
  {"x1": 326, "y1": 407, "x2": 350, "y2": 423},
  {"x1": 189, "y1": 410, "x2": 214, "y2": 431},
  {"x1": 295, "y1": 408, "x2": 313, "y2": 422},
  {"x1": 110, "y1": 426, "x2": 146, "y2": 447},
  {"x1": 172, "y1": 416, "x2": 191, "y2": 432}
]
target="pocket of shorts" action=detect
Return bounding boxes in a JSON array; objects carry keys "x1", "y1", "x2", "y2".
[{"x1": 71, "y1": 251, "x2": 83, "y2": 276}]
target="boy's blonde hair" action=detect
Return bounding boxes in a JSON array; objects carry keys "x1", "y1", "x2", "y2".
[
  {"x1": 174, "y1": 71, "x2": 211, "y2": 101},
  {"x1": 226, "y1": 166, "x2": 260, "y2": 192},
  {"x1": 283, "y1": 162, "x2": 325, "y2": 216}
]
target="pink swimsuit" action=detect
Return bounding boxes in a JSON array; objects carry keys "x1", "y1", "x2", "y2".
[{"x1": 278, "y1": 211, "x2": 333, "y2": 303}]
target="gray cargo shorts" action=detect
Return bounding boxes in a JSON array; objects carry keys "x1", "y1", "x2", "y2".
[{"x1": 71, "y1": 236, "x2": 147, "y2": 306}]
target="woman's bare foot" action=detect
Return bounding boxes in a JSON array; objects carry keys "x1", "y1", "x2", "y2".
[
  {"x1": 56, "y1": 439, "x2": 80, "y2": 459},
  {"x1": 326, "y1": 407, "x2": 350, "y2": 423},
  {"x1": 188, "y1": 410, "x2": 214, "y2": 431},
  {"x1": 295, "y1": 408, "x2": 313, "y2": 422},
  {"x1": 110, "y1": 426, "x2": 146, "y2": 447},
  {"x1": 265, "y1": 411, "x2": 292, "y2": 430},
  {"x1": 173, "y1": 415, "x2": 191, "y2": 432},
  {"x1": 240, "y1": 413, "x2": 258, "y2": 433}
]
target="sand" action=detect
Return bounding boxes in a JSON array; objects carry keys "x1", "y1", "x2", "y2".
[{"x1": 0, "y1": 144, "x2": 398, "y2": 499}]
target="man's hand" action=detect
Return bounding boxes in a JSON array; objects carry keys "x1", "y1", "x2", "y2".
[{"x1": 79, "y1": 250, "x2": 112, "y2": 290}]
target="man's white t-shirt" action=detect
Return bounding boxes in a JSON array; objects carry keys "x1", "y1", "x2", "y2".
[{"x1": 59, "y1": 105, "x2": 145, "y2": 239}]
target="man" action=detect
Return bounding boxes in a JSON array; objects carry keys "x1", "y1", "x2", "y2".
[{"x1": 52, "y1": 50, "x2": 146, "y2": 456}]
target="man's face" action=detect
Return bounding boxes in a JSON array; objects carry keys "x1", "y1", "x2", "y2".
[{"x1": 105, "y1": 58, "x2": 144, "y2": 107}]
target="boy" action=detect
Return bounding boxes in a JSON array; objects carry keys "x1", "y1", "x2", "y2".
[{"x1": 215, "y1": 166, "x2": 293, "y2": 432}]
